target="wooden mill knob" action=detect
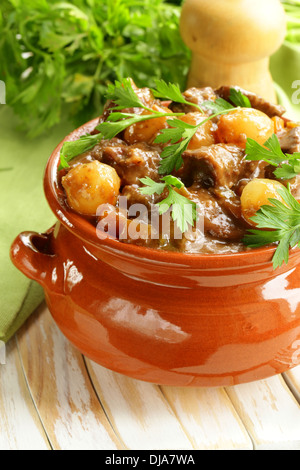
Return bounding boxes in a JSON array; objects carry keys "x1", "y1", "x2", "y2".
[{"x1": 180, "y1": 0, "x2": 287, "y2": 102}]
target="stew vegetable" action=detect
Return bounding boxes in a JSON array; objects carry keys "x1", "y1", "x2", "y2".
[{"x1": 59, "y1": 79, "x2": 300, "y2": 268}]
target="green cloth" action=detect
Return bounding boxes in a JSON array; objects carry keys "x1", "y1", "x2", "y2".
[
  {"x1": 0, "y1": 108, "x2": 72, "y2": 342},
  {"x1": 0, "y1": 43, "x2": 300, "y2": 343}
]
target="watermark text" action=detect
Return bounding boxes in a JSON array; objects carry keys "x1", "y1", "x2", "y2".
[
  {"x1": 96, "y1": 197, "x2": 205, "y2": 245},
  {"x1": 0, "y1": 80, "x2": 6, "y2": 104},
  {"x1": 292, "y1": 80, "x2": 300, "y2": 105},
  {"x1": 0, "y1": 341, "x2": 6, "y2": 365}
]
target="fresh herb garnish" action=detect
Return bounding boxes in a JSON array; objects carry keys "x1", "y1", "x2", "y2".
[
  {"x1": 201, "y1": 97, "x2": 234, "y2": 114},
  {"x1": 105, "y1": 78, "x2": 155, "y2": 113},
  {"x1": 59, "y1": 79, "x2": 250, "y2": 174},
  {"x1": 59, "y1": 133, "x2": 104, "y2": 170},
  {"x1": 152, "y1": 79, "x2": 204, "y2": 113},
  {"x1": 201, "y1": 88, "x2": 251, "y2": 113},
  {"x1": 243, "y1": 185, "x2": 300, "y2": 269},
  {"x1": 245, "y1": 134, "x2": 300, "y2": 180},
  {"x1": 229, "y1": 88, "x2": 252, "y2": 108},
  {"x1": 0, "y1": 0, "x2": 190, "y2": 137},
  {"x1": 96, "y1": 110, "x2": 182, "y2": 141},
  {"x1": 155, "y1": 109, "x2": 238, "y2": 175},
  {"x1": 139, "y1": 175, "x2": 198, "y2": 233},
  {"x1": 154, "y1": 118, "x2": 199, "y2": 174}
]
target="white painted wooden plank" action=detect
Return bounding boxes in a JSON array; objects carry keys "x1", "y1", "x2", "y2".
[
  {"x1": 284, "y1": 365, "x2": 300, "y2": 402},
  {"x1": 161, "y1": 386, "x2": 253, "y2": 450},
  {"x1": 85, "y1": 359, "x2": 194, "y2": 450},
  {"x1": 0, "y1": 338, "x2": 50, "y2": 450},
  {"x1": 226, "y1": 375, "x2": 300, "y2": 450},
  {"x1": 17, "y1": 304, "x2": 122, "y2": 451}
]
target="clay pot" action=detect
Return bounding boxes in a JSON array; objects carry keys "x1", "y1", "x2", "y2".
[{"x1": 10, "y1": 119, "x2": 300, "y2": 387}]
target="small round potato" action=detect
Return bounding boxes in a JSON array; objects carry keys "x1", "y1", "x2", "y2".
[
  {"x1": 179, "y1": 113, "x2": 215, "y2": 149},
  {"x1": 217, "y1": 108, "x2": 275, "y2": 148},
  {"x1": 124, "y1": 105, "x2": 170, "y2": 145},
  {"x1": 62, "y1": 160, "x2": 121, "y2": 216},
  {"x1": 241, "y1": 178, "x2": 286, "y2": 225}
]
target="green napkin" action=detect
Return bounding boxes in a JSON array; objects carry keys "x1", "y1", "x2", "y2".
[
  {"x1": 0, "y1": 42, "x2": 300, "y2": 344},
  {"x1": 0, "y1": 108, "x2": 72, "y2": 342}
]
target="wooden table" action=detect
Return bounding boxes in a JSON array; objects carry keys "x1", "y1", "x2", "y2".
[{"x1": 1, "y1": 302, "x2": 300, "y2": 451}]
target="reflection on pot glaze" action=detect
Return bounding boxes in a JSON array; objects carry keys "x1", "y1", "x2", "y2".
[
  {"x1": 63, "y1": 260, "x2": 83, "y2": 293},
  {"x1": 102, "y1": 298, "x2": 190, "y2": 344},
  {"x1": 262, "y1": 269, "x2": 300, "y2": 314}
]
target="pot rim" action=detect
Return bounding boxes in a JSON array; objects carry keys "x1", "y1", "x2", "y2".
[{"x1": 44, "y1": 118, "x2": 299, "y2": 269}]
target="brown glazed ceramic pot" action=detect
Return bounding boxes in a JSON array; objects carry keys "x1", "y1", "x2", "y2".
[{"x1": 10, "y1": 119, "x2": 300, "y2": 387}]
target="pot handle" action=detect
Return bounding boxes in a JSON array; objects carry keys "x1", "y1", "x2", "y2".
[{"x1": 10, "y1": 228, "x2": 59, "y2": 290}]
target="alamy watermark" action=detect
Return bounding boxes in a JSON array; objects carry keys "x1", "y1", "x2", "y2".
[
  {"x1": 0, "y1": 341, "x2": 6, "y2": 365},
  {"x1": 0, "y1": 80, "x2": 6, "y2": 104},
  {"x1": 291, "y1": 80, "x2": 300, "y2": 105},
  {"x1": 95, "y1": 197, "x2": 205, "y2": 245}
]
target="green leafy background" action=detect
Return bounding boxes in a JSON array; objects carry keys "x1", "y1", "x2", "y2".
[{"x1": 0, "y1": 0, "x2": 190, "y2": 137}]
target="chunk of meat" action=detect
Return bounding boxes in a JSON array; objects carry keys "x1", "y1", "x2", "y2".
[
  {"x1": 277, "y1": 126, "x2": 300, "y2": 154},
  {"x1": 88, "y1": 138, "x2": 126, "y2": 161},
  {"x1": 212, "y1": 187, "x2": 242, "y2": 220},
  {"x1": 183, "y1": 87, "x2": 218, "y2": 107},
  {"x1": 177, "y1": 144, "x2": 245, "y2": 189},
  {"x1": 121, "y1": 184, "x2": 166, "y2": 209},
  {"x1": 234, "y1": 160, "x2": 269, "y2": 196},
  {"x1": 101, "y1": 142, "x2": 161, "y2": 186},
  {"x1": 216, "y1": 86, "x2": 286, "y2": 118},
  {"x1": 171, "y1": 87, "x2": 218, "y2": 113},
  {"x1": 289, "y1": 176, "x2": 300, "y2": 200},
  {"x1": 187, "y1": 187, "x2": 245, "y2": 241}
]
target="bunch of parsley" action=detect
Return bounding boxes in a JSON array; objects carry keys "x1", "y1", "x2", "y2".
[{"x1": 0, "y1": 0, "x2": 189, "y2": 137}]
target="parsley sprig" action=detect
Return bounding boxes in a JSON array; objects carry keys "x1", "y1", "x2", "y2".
[
  {"x1": 246, "y1": 134, "x2": 300, "y2": 180},
  {"x1": 151, "y1": 79, "x2": 204, "y2": 113},
  {"x1": 0, "y1": 0, "x2": 190, "y2": 137},
  {"x1": 154, "y1": 109, "x2": 236, "y2": 175},
  {"x1": 59, "y1": 78, "x2": 243, "y2": 173},
  {"x1": 139, "y1": 175, "x2": 197, "y2": 233},
  {"x1": 243, "y1": 185, "x2": 300, "y2": 269}
]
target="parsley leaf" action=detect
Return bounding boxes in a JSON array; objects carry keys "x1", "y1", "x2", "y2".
[
  {"x1": 105, "y1": 78, "x2": 152, "y2": 112},
  {"x1": 139, "y1": 177, "x2": 166, "y2": 196},
  {"x1": 202, "y1": 87, "x2": 252, "y2": 114},
  {"x1": 245, "y1": 135, "x2": 300, "y2": 180},
  {"x1": 243, "y1": 185, "x2": 300, "y2": 269},
  {"x1": 59, "y1": 82, "x2": 251, "y2": 173},
  {"x1": 139, "y1": 175, "x2": 198, "y2": 233},
  {"x1": 59, "y1": 133, "x2": 103, "y2": 170},
  {"x1": 201, "y1": 98, "x2": 234, "y2": 114},
  {"x1": 229, "y1": 88, "x2": 252, "y2": 108},
  {"x1": 155, "y1": 119, "x2": 199, "y2": 175},
  {"x1": 0, "y1": 0, "x2": 190, "y2": 137},
  {"x1": 152, "y1": 79, "x2": 203, "y2": 113}
]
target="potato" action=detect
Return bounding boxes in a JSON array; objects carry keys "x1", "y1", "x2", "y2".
[
  {"x1": 124, "y1": 104, "x2": 170, "y2": 145},
  {"x1": 217, "y1": 108, "x2": 275, "y2": 148},
  {"x1": 241, "y1": 178, "x2": 286, "y2": 225},
  {"x1": 179, "y1": 113, "x2": 215, "y2": 149},
  {"x1": 62, "y1": 160, "x2": 121, "y2": 216}
]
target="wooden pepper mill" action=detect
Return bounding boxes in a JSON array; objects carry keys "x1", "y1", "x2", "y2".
[{"x1": 180, "y1": 0, "x2": 287, "y2": 102}]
